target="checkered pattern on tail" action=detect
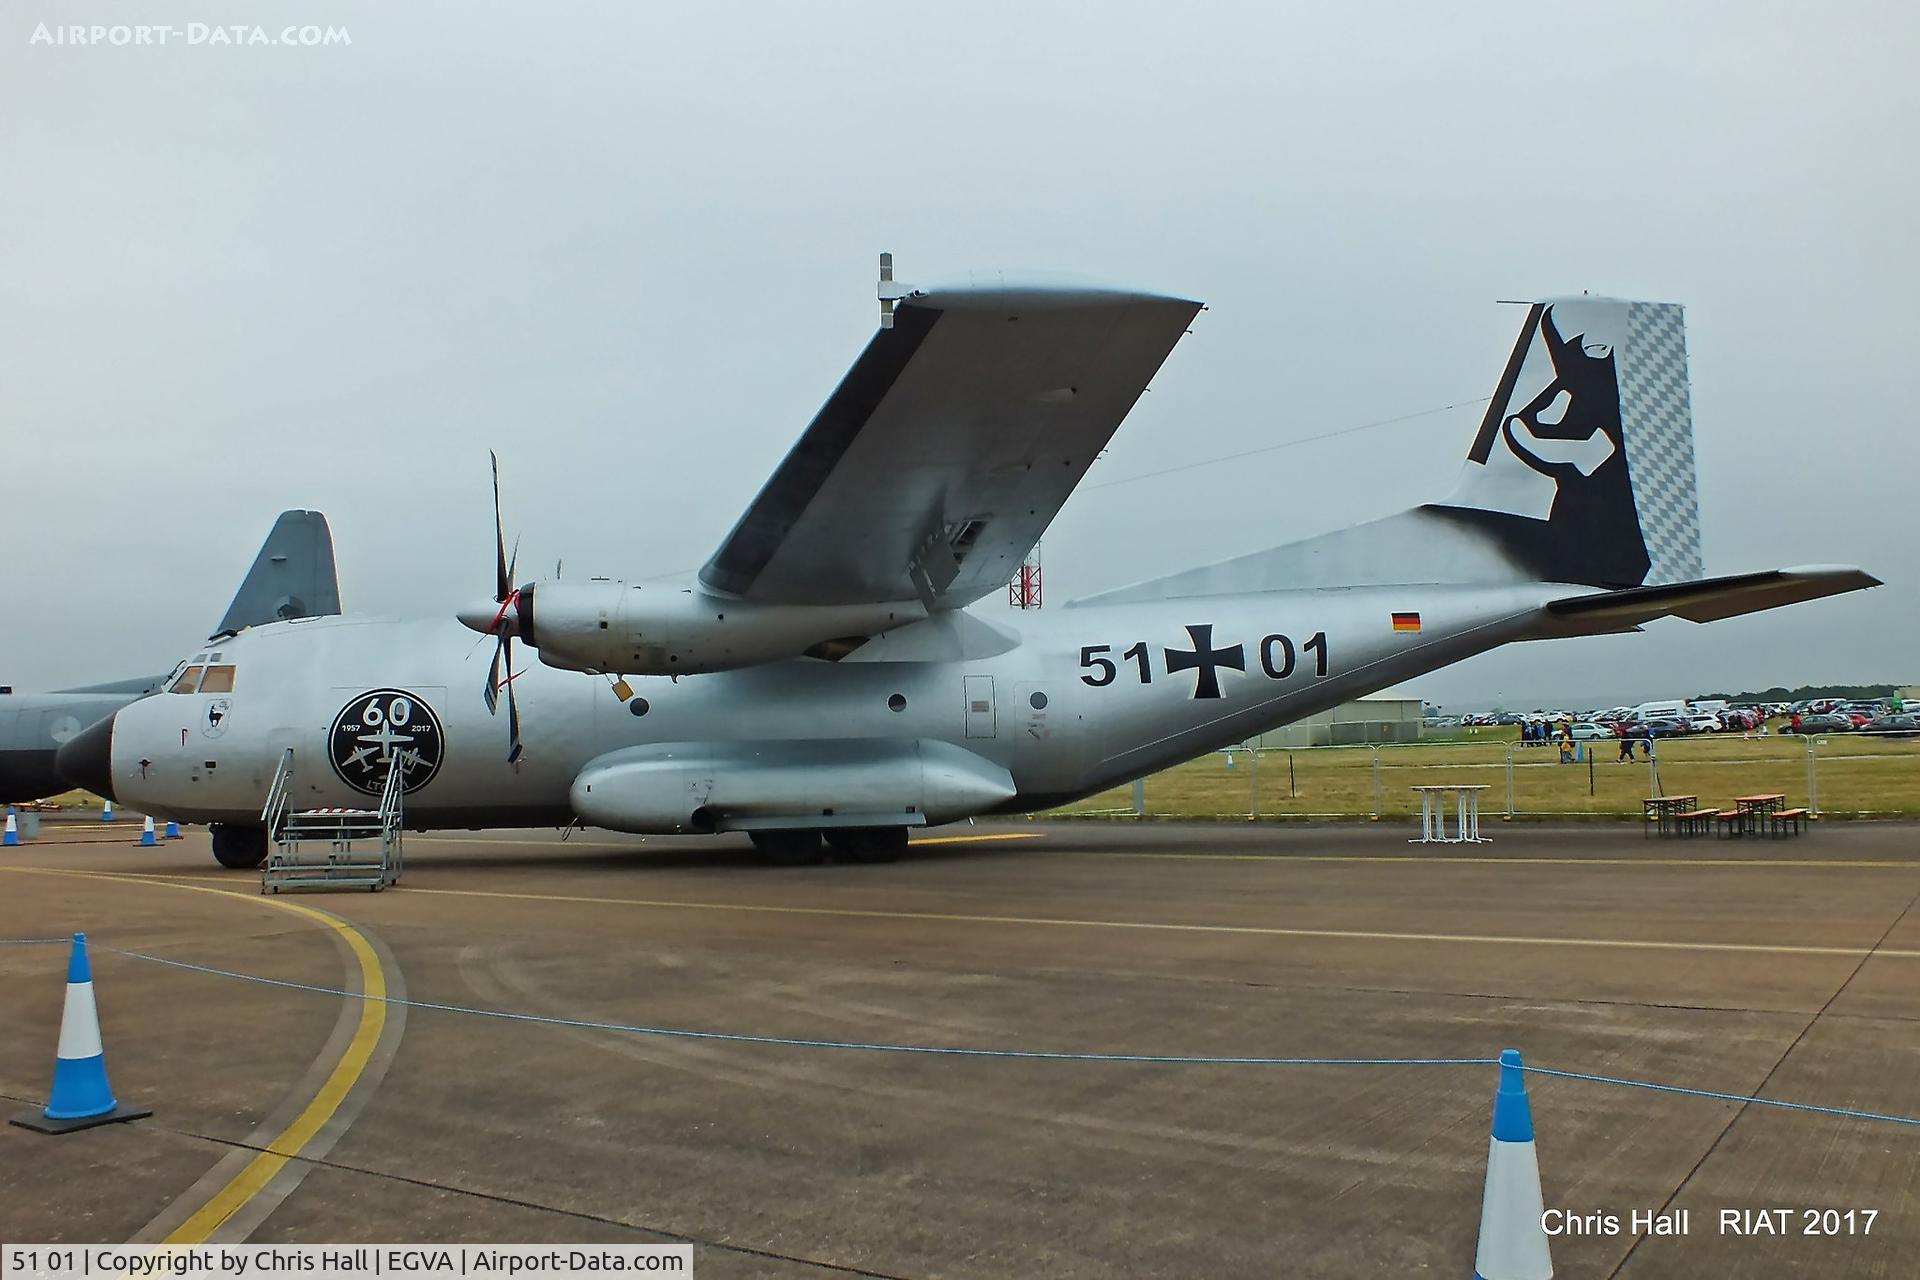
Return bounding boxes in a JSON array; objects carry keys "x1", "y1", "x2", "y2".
[{"x1": 1618, "y1": 302, "x2": 1704, "y2": 584}]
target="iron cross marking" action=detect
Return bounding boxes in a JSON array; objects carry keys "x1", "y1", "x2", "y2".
[{"x1": 1164, "y1": 624, "x2": 1245, "y2": 699}]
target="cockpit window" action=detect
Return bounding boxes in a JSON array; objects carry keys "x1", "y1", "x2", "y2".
[
  {"x1": 169, "y1": 666, "x2": 205, "y2": 694},
  {"x1": 198, "y1": 665, "x2": 237, "y2": 693}
]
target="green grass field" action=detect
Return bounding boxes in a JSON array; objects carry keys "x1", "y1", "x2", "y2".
[
  {"x1": 19, "y1": 789, "x2": 97, "y2": 810},
  {"x1": 1059, "y1": 729, "x2": 1920, "y2": 820}
]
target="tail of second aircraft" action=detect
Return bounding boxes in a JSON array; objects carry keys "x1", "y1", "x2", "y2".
[
  {"x1": 211, "y1": 509, "x2": 342, "y2": 636},
  {"x1": 1081, "y1": 296, "x2": 1713, "y2": 602},
  {"x1": 53, "y1": 510, "x2": 345, "y2": 699}
]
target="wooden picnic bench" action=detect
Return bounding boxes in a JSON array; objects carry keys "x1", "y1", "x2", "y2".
[
  {"x1": 1672, "y1": 808, "x2": 1718, "y2": 836},
  {"x1": 1769, "y1": 807, "x2": 1811, "y2": 837},
  {"x1": 1642, "y1": 796, "x2": 1698, "y2": 838},
  {"x1": 1731, "y1": 794, "x2": 1787, "y2": 837}
]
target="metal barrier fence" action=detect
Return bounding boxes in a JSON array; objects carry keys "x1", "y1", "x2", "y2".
[{"x1": 1072, "y1": 731, "x2": 1920, "y2": 821}]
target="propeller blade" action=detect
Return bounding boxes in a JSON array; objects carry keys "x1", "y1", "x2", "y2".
[
  {"x1": 485, "y1": 451, "x2": 524, "y2": 761},
  {"x1": 483, "y1": 637, "x2": 502, "y2": 714},
  {"x1": 491, "y1": 451, "x2": 510, "y2": 603},
  {"x1": 504, "y1": 637, "x2": 524, "y2": 764}
]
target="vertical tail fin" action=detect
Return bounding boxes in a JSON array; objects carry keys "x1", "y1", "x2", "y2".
[
  {"x1": 1076, "y1": 295, "x2": 1709, "y2": 606},
  {"x1": 1430, "y1": 297, "x2": 1703, "y2": 589},
  {"x1": 212, "y1": 510, "x2": 342, "y2": 635}
]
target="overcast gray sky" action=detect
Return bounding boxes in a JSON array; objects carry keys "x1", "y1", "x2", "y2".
[{"x1": 3, "y1": 1, "x2": 1913, "y2": 708}]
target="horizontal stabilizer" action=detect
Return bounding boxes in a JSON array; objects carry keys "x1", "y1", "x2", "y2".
[{"x1": 1541, "y1": 566, "x2": 1879, "y2": 634}]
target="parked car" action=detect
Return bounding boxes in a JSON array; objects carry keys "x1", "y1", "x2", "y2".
[
  {"x1": 1860, "y1": 714, "x2": 1920, "y2": 737},
  {"x1": 1641, "y1": 717, "x2": 1688, "y2": 738},
  {"x1": 1792, "y1": 713, "x2": 1854, "y2": 734},
  {"x1": 1568, "y1": 722, "x2": 1612, "y2": 740},
  {"x1": 1686, "y1": 714, "x2": 1721, "y2": 733}
]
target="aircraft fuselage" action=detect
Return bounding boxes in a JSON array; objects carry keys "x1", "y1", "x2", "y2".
[{"x1": 86, "y1": 583, "x2": 1557, "y2": 830}]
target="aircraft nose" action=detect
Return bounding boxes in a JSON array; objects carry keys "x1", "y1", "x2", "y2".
[{"x1": 55, "y1": 710, "x2": 116, "y2": 802}]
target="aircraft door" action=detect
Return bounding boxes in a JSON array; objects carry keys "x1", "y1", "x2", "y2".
[
  {"x1": 1014, "y1": 679, "x2": 1086, "y2": 791},
  {"x1": 964, "y1": 675, "x2": 996, "y2": 739}
]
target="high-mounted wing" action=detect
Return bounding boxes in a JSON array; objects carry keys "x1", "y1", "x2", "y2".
[{"x1": 701, "y1": 284, "x2": 1201, "y2": 609}]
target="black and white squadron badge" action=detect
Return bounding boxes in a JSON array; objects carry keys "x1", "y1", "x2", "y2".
[
  {"x1": 328, "y1": 689, "x2": 445, "y2": 795},
  {"x1": 203, "y1": 698, "x2": 232, "y2": 739}
]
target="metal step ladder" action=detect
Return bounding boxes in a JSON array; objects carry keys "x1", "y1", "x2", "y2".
[{"x1": 261, "y1": 749, "x2": 405, "y2": 893}]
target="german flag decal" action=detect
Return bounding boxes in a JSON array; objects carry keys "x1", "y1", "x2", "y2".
[{"x1": 1391, "y1": 612, "x2": 1422, "y2": 633}]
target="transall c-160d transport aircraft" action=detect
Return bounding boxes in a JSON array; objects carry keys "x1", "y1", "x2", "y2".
[{"x1": 57, "y1": 279, "x2": 1877, "y2": 867}]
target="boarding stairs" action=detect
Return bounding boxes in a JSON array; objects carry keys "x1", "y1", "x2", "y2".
[{"x1": 260, "y1": 749, "x2": 405, "y2": 893}]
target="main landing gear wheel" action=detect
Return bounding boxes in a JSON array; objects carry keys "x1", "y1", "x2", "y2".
[
  {"x1": 749, "y1": 829, "x2": 825, "y2": 866},
  {"x1": 210, "y1": 823, "x2": 269, "y2": 870},
  {"x1": 826, "y1": 827, "x2": 909, "y2": 863}
]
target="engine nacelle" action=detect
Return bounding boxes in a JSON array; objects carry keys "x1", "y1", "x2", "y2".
[
  {"x1": 486, "y1": 578, "x2": 925, "y2": 676},
  {"x1": 569, "y1": 738, "x2": 1018, "y2": 834}
]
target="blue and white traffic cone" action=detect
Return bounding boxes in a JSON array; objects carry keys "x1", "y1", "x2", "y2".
[
  {"x1": 138, "y1": 815, "x2": 157, "y2": 847},
  {"x1": 3, "y1": 809, "x2": 18, "y2": 846},
  {"x1": 163, "y1": 820, "x2": 181, "y2": 840},
  {"x1": 10, "y1": 934, "x2": 152, "y2": 1134},
  {"x1": 101, "y1": 799, "x2": 114, "y2": 822},
  {"x1": 1474, "y1": 1049, "x2": 1552, "y2": 1280}
]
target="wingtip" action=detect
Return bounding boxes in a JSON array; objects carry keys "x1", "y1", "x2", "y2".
[{"x1": 1780, "y1": 564, "x2": 1882, "y2": 589}]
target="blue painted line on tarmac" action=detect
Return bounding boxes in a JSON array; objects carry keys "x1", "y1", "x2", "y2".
[
  {"x1": 1518, "y1": 1065, "x2": 1920, "y2": 1128},
  {"x1": 15, "y1": 941, "x2": 1912, "y2": 1131},
  {"x1": 102, "y1": 947, "x2": 1495, "y2": 1067}
]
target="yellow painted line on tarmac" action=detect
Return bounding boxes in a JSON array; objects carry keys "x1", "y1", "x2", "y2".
[
  {"x1": 911, "y1": 831, "x2": 1044, "y2": 846},
  {"x1": 0, "y1": 866, "x2": 388, "y2": 1243},
  {"x1": 390, "y1": 881, "x2": 1920, "y2": 960},
  {"x1": 1062, "y1": 850, "x2": 1920, "y2": 870}
]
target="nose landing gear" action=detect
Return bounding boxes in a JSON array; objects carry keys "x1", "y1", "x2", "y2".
[{"x1": 210, "y1": 823, "x2": 268, "y2": 869}]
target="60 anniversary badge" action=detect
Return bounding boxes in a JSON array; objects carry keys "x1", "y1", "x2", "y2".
[{"x1": 327, "y1": 689, "x2": 445, "y2": 795}]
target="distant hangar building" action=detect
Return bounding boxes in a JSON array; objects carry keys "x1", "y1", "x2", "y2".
[{"x1": 1253, "y1": 694, "x2": 1425, "y2": 747}]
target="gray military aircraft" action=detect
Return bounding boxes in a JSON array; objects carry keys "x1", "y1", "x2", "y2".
[
  {"x1": 56, "y1": 284, "x2": 1877, "y2": 867},
  {"x1": 2, "y1": 510, "x2": 341, "y2": 803}
]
